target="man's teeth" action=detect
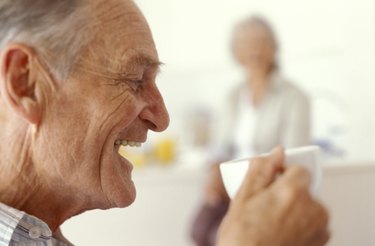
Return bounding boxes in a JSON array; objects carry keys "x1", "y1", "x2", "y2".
[{"x1": 115, "y1": 140, "x2": 142, "y2": 147}]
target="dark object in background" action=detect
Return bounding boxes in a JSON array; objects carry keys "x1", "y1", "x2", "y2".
[{"x1": 190, "y1": 201, "x2": 230, "y2": 246}]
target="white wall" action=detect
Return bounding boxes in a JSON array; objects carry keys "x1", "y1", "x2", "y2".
[
  {"x1": 321, "y1": 163, "x2": 375, "y2": 246},
  {"x1": 136, "y1": 0, "x2": 375, "y2": 161}
]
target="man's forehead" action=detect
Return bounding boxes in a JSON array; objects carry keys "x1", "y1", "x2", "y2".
[
  {"x1": 79, "y1": 0, "x2": 160, "y2": 75},
  {"x1": 91, "y1": 0, "x2": 144, "y2": 28},
  {"x1": 79, "y1": 49, "x2": 162, "y2": 79}
]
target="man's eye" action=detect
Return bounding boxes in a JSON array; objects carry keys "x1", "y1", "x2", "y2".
[
  {"x1": 132, "y1": 79, "x2": 143, "y2": 86},
  {"x1": 123, "y1": 79, "x2": 143, "y2": 91},
  {"x1": 127, "y1": 79, "x2": 143, "y2": 91}
]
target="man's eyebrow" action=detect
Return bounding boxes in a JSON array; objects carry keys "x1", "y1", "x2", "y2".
[
  {"x1": 120, "y1": 52, "x2": 164, "y2": 72},
  {"x1": 100, "y1": 51, "x2": 164, "y2": 83}
]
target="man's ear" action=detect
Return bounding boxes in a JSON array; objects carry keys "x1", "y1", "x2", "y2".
[{"x1": 0, "y1": 44, "x2": 42, "y2": 125}]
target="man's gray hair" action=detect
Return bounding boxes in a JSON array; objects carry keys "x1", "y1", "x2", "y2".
[{"x1": 0, "y1": 0, "x2": 92, "y2": 80}]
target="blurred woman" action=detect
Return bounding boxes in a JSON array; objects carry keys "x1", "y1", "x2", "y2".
[{"x1": 191, "y1": 15, "x2": 311, "y2": 246}]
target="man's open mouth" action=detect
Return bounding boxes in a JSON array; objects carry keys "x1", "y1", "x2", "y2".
[{"x1": 115, "y1": 140, "x2": 143, "y2": 148}]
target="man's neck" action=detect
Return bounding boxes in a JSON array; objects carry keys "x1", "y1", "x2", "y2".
[
  {"x1": 16, "y1": 183, "x2": 88, "y2": 231},
  {"x1": 0, "y1": 121, "x2": 87, "y2": 232}
]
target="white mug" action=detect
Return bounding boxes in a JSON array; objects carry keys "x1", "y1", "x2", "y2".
[{"x1": 219, "y1": 145, "x2": 322, "y2": 199}]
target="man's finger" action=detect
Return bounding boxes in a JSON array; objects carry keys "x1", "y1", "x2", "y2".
[
  {"x1": 305, "y1": 200, "x2": 330, "y2": 246},
  {"x1": 235, "y1": 146, "x2": 285, "y2": 201},
  {"x1": 273, "y1": 165, "x2": 311, "y2": 190},
  {"x1": 308, "y1": 229, "x2": 330, "y2": 246},
  {"x1": 270, "y1": 165, "x2": 312, "y2": 207}
]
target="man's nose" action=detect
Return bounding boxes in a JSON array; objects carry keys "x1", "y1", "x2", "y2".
[{"x1": 139, "y1": 86, "x2": 170, "y2": 132}]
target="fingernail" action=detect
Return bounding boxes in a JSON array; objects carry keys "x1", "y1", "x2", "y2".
[
  {"x1": 271, "y1": 146, "x2": 283, "y2": 155},
  {"x1": 270, "y1": 146, "x2": 285, "y2": 165}
]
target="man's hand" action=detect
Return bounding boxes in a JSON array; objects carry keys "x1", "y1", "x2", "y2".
[{"x1": 217, "y1": 147, "x2": 330, "y2": 246}]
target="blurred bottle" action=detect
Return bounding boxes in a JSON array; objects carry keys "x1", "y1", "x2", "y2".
[
  {"x1": 182, "y1": 106, "x2": 213, "y2": 149},
  {"x1": 153, "y1": 137, "x2": 176, "y2": 165}
]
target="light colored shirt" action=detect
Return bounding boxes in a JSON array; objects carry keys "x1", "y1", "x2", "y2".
[
  {"x1": 0, "y1": 203, "x2": 68, "y2": 246},
  {"x1": 212, "y1": 71, "x2": 311, "y2": 160},
  {"x1": 232, "y1": 88, "x2": 257, "y2": 159}
]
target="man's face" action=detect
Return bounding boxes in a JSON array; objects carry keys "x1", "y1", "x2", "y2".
[{"x1": 36, "y1": 0, "x2": 169, "y2": 208}]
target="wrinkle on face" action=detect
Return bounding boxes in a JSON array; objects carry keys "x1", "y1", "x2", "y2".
[
  {"x1": 91, "y1": 0, "x2": 150, "y2": 34},
  {"x1": 97, "y1": 89, "x2": 132, "y2": 133},
  {"x1": 84, "y1": 1, "x2": 157, "y2": 64},
  {"x1": 40, "y1": 121, "x2": 90, "y2": 183},
  {"x1": 78, "y1": 49, "x2": 162, "y2": 86}
]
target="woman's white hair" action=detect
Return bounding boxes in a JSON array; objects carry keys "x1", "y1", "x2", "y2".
[
  {"x1": 0, "y1": 0, "x2": 92, "y2": 80},
  {"x1": 231, "y1": 15, "x2": 278, "y2": 51},
  {"x1": 231, "y1": 15, "x2": 279, "y2": 69}
]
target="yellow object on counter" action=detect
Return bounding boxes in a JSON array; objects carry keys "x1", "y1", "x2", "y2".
[
  {"x1": 118, "y1": 146, "x2": 146, "y2": 169},
  {"x1": 153, "y1": 137, "x2": 176, "y2": 165}
]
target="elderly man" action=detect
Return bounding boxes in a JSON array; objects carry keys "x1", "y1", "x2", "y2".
[{"x1": 0, "y1": 0, "x2": 329, "y2": 245}]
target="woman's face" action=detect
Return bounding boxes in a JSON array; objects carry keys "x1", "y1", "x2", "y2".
[{"x1": 234, "y1": 24, "x2": 276, "y2": 75}]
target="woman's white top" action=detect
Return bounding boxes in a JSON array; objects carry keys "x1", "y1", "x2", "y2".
[
  {"x1": 232, "y1": 88, "x2": 257, "y2": 159},
  {"x1": 211, "y1": 71, "x2": 311, "y2": 160}
]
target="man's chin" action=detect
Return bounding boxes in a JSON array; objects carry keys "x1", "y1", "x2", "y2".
[
  {"x1": 117, "y1": 193, "x2": 137, "y2": 208},
  {"x1": 110, "y1": 181, "x2": 137, "y2": 208}
]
